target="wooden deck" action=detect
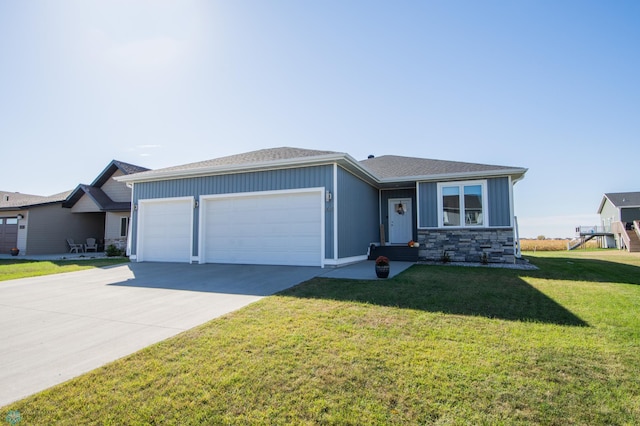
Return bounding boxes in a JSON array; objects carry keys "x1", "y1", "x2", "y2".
[{"x1": 573, "y1": 222, "x2": 640, "y2": 252}]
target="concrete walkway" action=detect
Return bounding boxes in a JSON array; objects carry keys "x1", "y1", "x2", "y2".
[
  {"x1": 0, "y1": 252, "x2": 109, "y2": 261},
  {"x1": 0, "y1": 260, "x2": 413, "y2": 407}
]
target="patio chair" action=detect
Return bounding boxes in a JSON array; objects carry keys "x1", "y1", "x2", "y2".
[
  {"x1": 85, "y1": 238, "x2": 98, "y2": 252},
  {"x1": 66, "y1": 238, "x2": 84, "y2": 253}
]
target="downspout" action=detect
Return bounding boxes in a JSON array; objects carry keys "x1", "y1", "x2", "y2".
[
  {"x1": 508, "y1": 176, "x2": 520, "y2": 260},
  {"x1": 378, "y1": 188, "x2": 383, "y2": 245},
  {"x1": 333, "y1": 163, "x2": 338, "y2": 263},
  {"x1": 126, "y1": 182, "x2": 134, "y2": 258}
]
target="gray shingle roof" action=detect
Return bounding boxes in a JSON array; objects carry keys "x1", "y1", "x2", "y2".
[
  {"x1": 117, "y1": 147, "x2": 526, "y2": 184},
  {"x1": 125, "y1": 147, "x2": 341, "y2": 180},
  {"x1": 64, "y1": 159, "x2": 148, "y2": 209},
  {"x1": 359, "y1": 155, "x2": 522, "y2": 179},
  {"x1": 0, "y1": 190, "x2": 71, "y2": 210},
  {"x1": 92, "y1": 159, "x2": 150, "y2": 188},
  {"x1": 605, "y1": 192, "x2": 640, "y2": 207},
  {"x1": 113, "y1": 160, "x2": 150, "y2": 175}
]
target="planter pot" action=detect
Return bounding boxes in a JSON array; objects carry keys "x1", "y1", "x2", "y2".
[
  {"x1": 10, "y1": 248, "x2": 19, "y2": 256},
  {"x1": 375, "y1": 264, "x2": 390, "y2": 278}
]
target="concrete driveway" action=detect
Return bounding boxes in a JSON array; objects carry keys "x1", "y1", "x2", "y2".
[{"x1": 0, "y1": 262, "x2": 325, "y2": 407}]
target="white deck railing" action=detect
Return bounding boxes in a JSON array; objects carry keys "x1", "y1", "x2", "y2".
[{"x1": 575, "y1": 225, "x2": 611, "y2": 235}]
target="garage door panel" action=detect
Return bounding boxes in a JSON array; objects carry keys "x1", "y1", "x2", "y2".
[
  {"x1": 139, "y1": 199, "x2": 192, "y2": 263},
  {"x1": 202, "y1": 191, "x2": 322, "y2": 266}
]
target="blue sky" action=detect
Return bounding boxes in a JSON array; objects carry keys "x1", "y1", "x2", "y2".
[{"x1": 1, "y1": 1, "x2": 638, "y2": 238}]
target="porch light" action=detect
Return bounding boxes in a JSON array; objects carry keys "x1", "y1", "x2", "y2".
[
  {"x1": 325, "y1": 191, "x2": 332, "y2": 202},
  {"x1": 17, "y1": 214, "x2": 24, "y2": 220}
]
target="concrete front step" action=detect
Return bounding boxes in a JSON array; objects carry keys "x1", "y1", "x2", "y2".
[{"x1": 368, "y1": 244, "x2": 420, "y2": 262}]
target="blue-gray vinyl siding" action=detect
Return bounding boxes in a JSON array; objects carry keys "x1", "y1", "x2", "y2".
[
  {"x1": 418, "y1": 177, "x2": 512, "y2": 228},
  {"x1": 336, "y1": 167, "x2": 379, "y2": 258},
  {"x1": 380, "y1": 188, "x2": 417, "y2": 242},
  {"x1": 487, "y1": 177, "x2": 511, "y2": 227},
  {"x1": 418, "y1": 182, "x2": 438, "y2": 228},
  {"x1": 131, "y1": 165, "x2": 334, "y2": 258}
]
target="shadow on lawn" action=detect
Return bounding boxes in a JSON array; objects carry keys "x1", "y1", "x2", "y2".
[{"x1": 282, "y1": 264, "x2": 589, "y2": 326}]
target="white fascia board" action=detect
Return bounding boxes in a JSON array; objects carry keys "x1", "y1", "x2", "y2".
[
  {"x1": 596, "y1": 196, "x2": 609, "y2": 214},
  {"x1": 380, "y1": 168, "x2": 528, "y2": 185}
]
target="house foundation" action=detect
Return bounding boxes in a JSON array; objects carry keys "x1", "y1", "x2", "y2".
[{"x1": 418, "y1": 228, "x2": 515, "y2": 264}]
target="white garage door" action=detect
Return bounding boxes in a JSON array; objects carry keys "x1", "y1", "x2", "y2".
[
  {"x1": 137, "y1": 198, "x2": 193, "y2": 262},
  {"x1": 201, "y1": 190, "x2": 323, "y2": 266}
]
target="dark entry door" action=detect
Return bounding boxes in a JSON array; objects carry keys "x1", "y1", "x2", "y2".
[{"x1": 0, "y1": 217, "x2": 19, "y2": 253}]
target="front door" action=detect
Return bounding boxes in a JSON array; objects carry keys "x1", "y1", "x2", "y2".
[
  {"x1": 388, "y1": 198, "x2": 412, "y2": 244},
  {"x1": 0, "y1": 217, "x2": 19, "y2": 254}
]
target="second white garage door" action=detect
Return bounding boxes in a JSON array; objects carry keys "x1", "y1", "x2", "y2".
[{"x1": 201, "y1": 190, "x2": 323, "y2": 267}]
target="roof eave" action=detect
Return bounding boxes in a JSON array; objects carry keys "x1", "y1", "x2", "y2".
[
  {"x1": 379, "y1": 168, "x2": 528, "y2": 184},
  {"x1": 0, "y1": 200, "x2": 64, "y2": 210},
  {"x1": 62, "y1": 185, "x2": 86, "y2": 208},
  {"x1": 596, "y1": 195, "x2": 609, "y2": 214}
]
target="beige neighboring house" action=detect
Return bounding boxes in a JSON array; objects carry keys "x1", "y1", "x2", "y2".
[
  {"x1": 62, "y1": 160, "x2": 149, "y2": 251},
  {"x1": 0, "y1": 160, "x2": 148, "y2": 255},
  {"x1": 0, "y1": 191, "x2": 73, "y2": 254}
]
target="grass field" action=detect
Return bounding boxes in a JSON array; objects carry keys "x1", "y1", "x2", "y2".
[
  {"x1": 2, "y1": 251, "x2": 640, "y2": 424},
  {"x1": 520, "y1": 238, "x2": 600, "y2": 251},
  {"x1": 0, "y1": 258, "x2": 130, "y2": 282}
]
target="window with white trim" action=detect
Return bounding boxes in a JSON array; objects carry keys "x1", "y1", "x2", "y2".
[
  {"x1": 120, "y1": 217, "x2": 129, "y2": 237},
  {"x1": 438, "y1": 181, "x2": 487, "y2": 227}
]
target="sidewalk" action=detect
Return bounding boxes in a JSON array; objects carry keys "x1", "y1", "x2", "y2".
[{"x1": 0, "y1": 252, "x2": 109, "y2": 261}]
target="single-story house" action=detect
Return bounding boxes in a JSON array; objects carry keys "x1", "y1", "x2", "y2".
[
  {"x1": 116, "y1": 147, "x2": 527, "y2": 266},
  {"x1": 0, "y1": 160, "x2": 148, "y2": 255},
  {"x1": 0, "y1": 191, "x2": 72, "y2": 255},
  {"x1": 597, "y1": 192, "x2": 640, "y2": 251}
]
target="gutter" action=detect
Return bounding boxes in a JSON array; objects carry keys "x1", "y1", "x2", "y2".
[{"x1": 379, "y1": 168, "x2": 529, "y2": 185}]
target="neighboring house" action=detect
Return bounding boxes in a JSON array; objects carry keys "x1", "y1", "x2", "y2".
[
  {"x1": 62, "y1": 160, "x2": 149, "y2": 251},
  {"x1": 0, "y1": 160, "x2": 148, "y2": 255},
  {"x1": 116, "y1": 147, "x2": 527, "y2": 266},
  {"x1": 597, "y1": 192, "x2": 640, "y2": 252},
  {"x1": 0, "y1": 191, "x2": 74, "y2": 255}
]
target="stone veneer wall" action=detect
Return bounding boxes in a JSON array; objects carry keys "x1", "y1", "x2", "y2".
[
  {"x1": 105, "y1": 237, "x2": 127, "y2": 250},
  {"x1": 418, "y1": 228, "x2": 515, "y2": 264}
]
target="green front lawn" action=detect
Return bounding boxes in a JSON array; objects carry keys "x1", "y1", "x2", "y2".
[
  {"x1": 3, "y1": 251, "x2": 640, "y2": 424},
  {"x1": 0, "y1": 258, "x2": 130, "y2": 282}
]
